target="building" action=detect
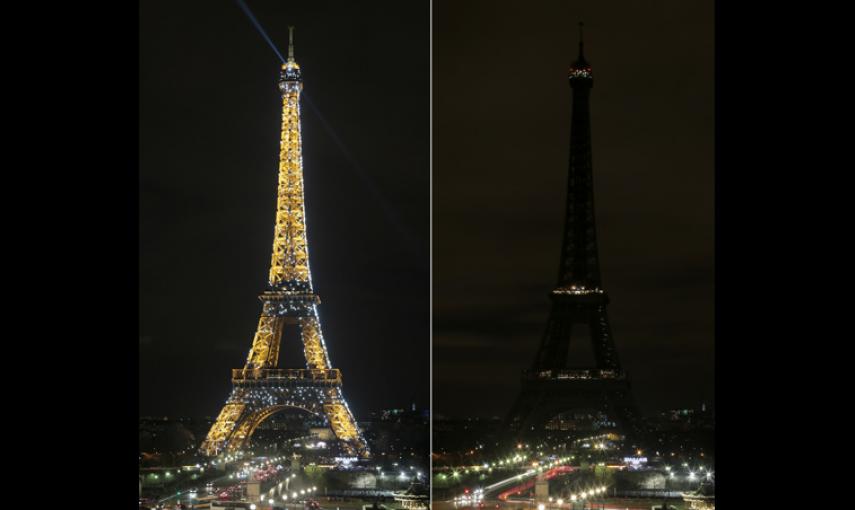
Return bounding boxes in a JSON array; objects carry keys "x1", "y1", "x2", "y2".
[
  {"x1": 393, "y1": 482, "x2": 429, "y2": 510},
  {"x1": 681, "y1": 482, "x2": 715, "y2": 510}
]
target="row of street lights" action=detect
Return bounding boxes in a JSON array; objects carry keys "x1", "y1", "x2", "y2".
[
  {"x1": 249, "y1": 486, "x2": 318, "y2": 510},
  {"x1": 537, "y1": 486, "x2": 608, "y2": 509},
  {"x1": 664, "y1": 465, "x2": 714, "y2": 481}
]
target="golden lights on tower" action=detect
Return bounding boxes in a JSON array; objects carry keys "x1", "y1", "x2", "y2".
[{"x1": 200, "y1": 28, "x2": 368, "y2": 458}]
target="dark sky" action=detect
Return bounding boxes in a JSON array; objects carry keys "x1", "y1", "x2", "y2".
[
  {"x1": 140, "y1": 0, "x2": 429, "y2": 418},
  {"x1": 433, "y1": 0, "x2": 713, "y2": 418}
]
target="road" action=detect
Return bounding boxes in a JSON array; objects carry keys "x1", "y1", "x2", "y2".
[{"x1": 432, "y1": 498, "x2": 687, "y2": 510}]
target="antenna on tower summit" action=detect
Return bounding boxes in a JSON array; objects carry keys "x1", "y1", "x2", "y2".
[{"x1": 288, "y1": 26, "x2": 295, "y2": 61}]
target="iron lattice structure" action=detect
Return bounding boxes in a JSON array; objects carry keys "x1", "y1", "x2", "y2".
[
  {"x1": 506, "y1": 31, "x2": 644, "y2": 444},
  {"x1": 200, "y1": 29, "x2": 369, "y2": 458}
]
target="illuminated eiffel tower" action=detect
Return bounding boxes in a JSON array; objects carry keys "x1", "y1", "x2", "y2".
[{"x1": 200, "y1": 28, "x2": 369, "y2": 458}]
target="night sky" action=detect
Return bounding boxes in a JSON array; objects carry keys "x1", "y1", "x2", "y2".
[
  {"x1": 140, "y1": 0, "x2": 429, "y2": 418},
  {"x1": 434, "y1": 0, "x2": 713, "y2": 418}
]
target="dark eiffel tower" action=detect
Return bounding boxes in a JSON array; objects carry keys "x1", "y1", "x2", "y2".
[{"x1": 506, "y1": 26, "x2": 644, "y2": 447}]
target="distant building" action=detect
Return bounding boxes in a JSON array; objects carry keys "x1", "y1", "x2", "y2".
[
  {"x1": 393, "y1": 482, "x2": 429, "y2": 510},
  {"x1": 359, "y1": 408, "x2": 428, "y2": 464}
]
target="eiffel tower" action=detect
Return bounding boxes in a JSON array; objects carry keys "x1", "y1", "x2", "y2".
[
  {"x1": 506, "y1": 26, "x2": 644, "y2": 445},
  {"x1": 200, "y1": 28, "x2": 369, "y2": 458}
]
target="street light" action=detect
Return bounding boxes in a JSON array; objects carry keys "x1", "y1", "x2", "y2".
[{"x1": 661, "y1": 467, "x2": 672, "y2": 510}]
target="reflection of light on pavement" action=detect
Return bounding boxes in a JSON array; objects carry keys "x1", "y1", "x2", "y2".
[{"x1": 451, "y1": 464, "x2": 574, "y2": 504}]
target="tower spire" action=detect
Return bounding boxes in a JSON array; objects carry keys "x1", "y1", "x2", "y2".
[
  {"x1": 288, "y1": 25, "x2": 295, "y2": 61},
  {"x1": 279, "y1": 25, "x2": 302, "y2": 90},
  {"x1": 569, "y1": 22, "x2": 591, "y2": 79}
]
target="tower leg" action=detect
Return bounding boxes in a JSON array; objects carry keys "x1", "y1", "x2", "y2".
[
  {"x1": 300, "y1": 316, "x2": 330, "y2": 370},
  {"x1": 245, "y1": 316, "x2": 284, "y2": 369},
  {"x1": 200, "y1": 402, "x2": 247, "y2": 456},
  {"x1": 323, "y1": 388, "x2": 369, "y2": 458}
]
